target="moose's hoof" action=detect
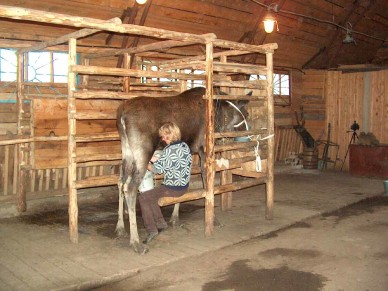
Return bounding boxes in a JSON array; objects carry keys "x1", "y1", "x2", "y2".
[
  {"x1": 170, "y1": 218, "x2": 179, "y2": 228},
  {"x1": 115, "y1": 227, "x2": 128, "y2": 238},
  {"x1": 131, "y1": 242, "x2": 149, "y2": 255}
]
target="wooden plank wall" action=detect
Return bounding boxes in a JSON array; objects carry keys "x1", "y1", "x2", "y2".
[
  {"x1": 0, "y1": 66, "x2": 308, "y2": 197},
  {"x1": 0, "y1": 102, "x2": 18, "y2": 135},
  {"x1": 300, "y1": 70, "x2": 326, "y2": 140},
  {"x1": 325, "y1": 69, "x2": 388, "y2": 170}
]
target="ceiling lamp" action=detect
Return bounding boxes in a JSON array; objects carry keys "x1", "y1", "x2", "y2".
[
  {"x1": 263, "y1": 4, "x2": 279, "y2": 33},
  {"x1": 343, "y1": 22, "x2": 356, "y2": 45},
  {"x1": 136, "y1": 0, "x2": 147, "y2": 4}
]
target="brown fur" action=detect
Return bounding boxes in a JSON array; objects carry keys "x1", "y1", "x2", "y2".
[{"x1": 116, "y1": 87, "x2": 249, "y2": 254}]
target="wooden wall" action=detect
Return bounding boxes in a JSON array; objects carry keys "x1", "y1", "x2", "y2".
[
  {"x1": 0, "y1": 102, "x2": 17, "y2": 135},
  {"x1": 325, "y1": 69, "x2": 388, "y2": 170},
  {"x1": 4, "y1": 67, "x2": 386, "y2": 197},
  {"x1": 300, "y1": 70, "x2": 326, "y2": 140}
]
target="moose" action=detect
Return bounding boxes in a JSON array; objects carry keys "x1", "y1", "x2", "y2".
[{"x1": 116, "y1": 86, "x2": 250, "y2": 254}]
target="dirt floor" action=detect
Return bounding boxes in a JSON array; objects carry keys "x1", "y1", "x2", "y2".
[
  {"x1": 0, "y1": 170, "x2": 386, "y2": 291},
  {"x1": 93, "y1": 196, "x2": 388, "y2": 291}
]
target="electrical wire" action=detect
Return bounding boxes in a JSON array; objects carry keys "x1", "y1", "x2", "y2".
[{"x1": 249, "y1": 0, "x2": 386, "y2": 42}]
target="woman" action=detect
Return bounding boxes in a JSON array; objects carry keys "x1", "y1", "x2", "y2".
[{"x1": 139, "y1": 122, "x2": 192, "y2": 244}]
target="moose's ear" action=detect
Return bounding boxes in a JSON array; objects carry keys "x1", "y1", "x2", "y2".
[
  {"x1": 246, "y1": 91, "x2": 253, "y2": 96},
  {"x1": 236, "y1": 100, "x2": 249, "y2": 109}
]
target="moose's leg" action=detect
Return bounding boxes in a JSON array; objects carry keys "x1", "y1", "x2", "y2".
[
  {"x1": 124, "y1": 183, "x2": 148, "y2": 255},
  {"x1": 115, "y1": 177, "x2": 127, "y2": 237},
  {"x1": 170, "y1": 203, "x2": 180, "y2": 227}
]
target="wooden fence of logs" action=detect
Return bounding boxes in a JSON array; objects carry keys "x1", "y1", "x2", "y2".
[{"x1": 0, "y1": 5, "x2": 281, "y2": 244}]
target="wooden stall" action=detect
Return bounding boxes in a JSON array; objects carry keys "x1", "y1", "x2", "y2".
[{"x1": 0, "y1": 5, "x2": 277, "y2": 243}]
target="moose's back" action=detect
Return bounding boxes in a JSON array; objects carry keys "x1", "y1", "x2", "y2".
[{"x1": 117, "y1": 87, "x2": 207, "y2": 153}]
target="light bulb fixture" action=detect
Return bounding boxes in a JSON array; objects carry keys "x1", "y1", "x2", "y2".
[
  {"x1": 343, "y1": 22, "x2": 356, "y2": 45},
  {"x1": 136, "y1": 0, "x2": 147, "y2": 4},
  {"x1": 263, "y1": 12, "x2": 276, "y2": 33},
  {"x1": 263, "y1": 4, "x2": 279, "y2": 34}
]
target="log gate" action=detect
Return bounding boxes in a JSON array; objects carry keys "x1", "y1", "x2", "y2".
[{"x1": 0, "y1": 5, "x2": 277, "y2": 243}]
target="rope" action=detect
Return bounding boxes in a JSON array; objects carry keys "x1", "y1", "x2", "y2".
[{"x1": 225, "y1": 101, "x2": 249, "y2": 130}]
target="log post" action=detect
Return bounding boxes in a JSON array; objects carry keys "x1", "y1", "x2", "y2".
[
  {"x1": 219, "y1": 55, "x2": 232, "y2": 210},
  {"x1": 81, "y1": 58, "x2": 90, "y2": 88},
  {"x1": 16, "y1": 52, "x2": 26, "y2": 212},
  {"x1": 68, "y1": 38, "x2": 78, "y2": 243},
  {"x1": 205, "y1": 41, "x2": 214, "y2": 237},
  {"x1": 123, "y1": 53, "x2": 131, "y2": 92},
  {"x1": 265, "y1": 52, "x2": 275, "y2": 220}
]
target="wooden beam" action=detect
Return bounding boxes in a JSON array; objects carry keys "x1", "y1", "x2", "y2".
[
  {"x1": 73, "y1": 90, "x2": 174, "y2": 99},
  {"x1": 86, "y1": 33, "x2": 217, "y2": 59},
  {"x1": 161, "y1": 61, "x2": 268, "y2": 75},
  {"x1": 17, "y1": 17, "x2": 122, "y2": 54},
  {"x1": 205, "y1": 41, "x2": 214, "y2": 237},
  {"x1": 117, "y1": 0, "x2": 152, "y2": 68},
  {"x1": 115, "y1": 5, "x2": 140, "y2": 67},
  {"x1": 16, "y1": 52, "x2": 26, "y2": 213},
  {"x1": 159, "y1": 49, "x2": 261, "y2": 69},
  {"x1": 212, "y1": 40, "x2": 277, "y2": 54},
  {"x1": 327, "y1": 0, "x2": 379, "y2": 67},
  {"x1": 106, "y1": 7, "x2": 133, "y2": 45},
  {"x1": 159, "y1": 178, "x2": 266, "y2": 206},
  {"x1": 71, "y1": 64, "x2": 220, "y2": 80},
  {"x1": 304, "y1": 0, "x2": 361, "y2": 69},
  {"x1": 67, "y1": 38, "x2": 78, "y2": 244},
  {"x1": 0, "y1": 5, "x2": 215, "y2": 43},
  {"x1": 265, "y1": 52, "x2": 275, "y2": 220}
]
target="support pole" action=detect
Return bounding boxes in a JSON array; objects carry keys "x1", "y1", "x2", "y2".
[
  {"x1": 265, "y1": 52, "x2": 275, "y2": 220},
  {"x1": 123, "y1": 53, "x2": 131, "y2": 92},
  {"x1": 68, "y1": 38, "x2": 78, "y2": 243},
  {"x1": 219, "y1": 55, "x2": 232, "y2": 210},
  {"x1": 204, "y1": 41, "x2": 214, "y2": 237},
  {"x1": 16, "y1": 52, "x2": 26, "y2": 212}
]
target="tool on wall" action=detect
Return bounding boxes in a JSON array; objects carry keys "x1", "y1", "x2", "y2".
[{"x1": 293, "y1": 107, "x2": 315, "y2": 149}]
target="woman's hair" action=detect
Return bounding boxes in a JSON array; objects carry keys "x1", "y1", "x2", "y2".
[{"x1": 159, "y1": 122, "x2": 181, "y2": 142}]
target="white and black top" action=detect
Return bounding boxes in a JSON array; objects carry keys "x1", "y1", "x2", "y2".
[{"x1": 151, "y1": 141, "x2": 192, "y2": 191}]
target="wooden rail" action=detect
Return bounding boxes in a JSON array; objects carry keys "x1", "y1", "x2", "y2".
[{"x1": 159, "y1": 177, "x2": 266, "y2": 206}]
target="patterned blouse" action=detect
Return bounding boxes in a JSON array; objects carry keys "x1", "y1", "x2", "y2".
[{"x1": 151, "y1": 141, "x2": 192, "y2": 190}]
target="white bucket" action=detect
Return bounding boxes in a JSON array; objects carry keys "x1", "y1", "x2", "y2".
[
  {"x1": 138, "y1": 150, "x2": 163, "y2": 193},
  {"x1": 139, "y1": 170, "x2": 154, "y2": 193}
]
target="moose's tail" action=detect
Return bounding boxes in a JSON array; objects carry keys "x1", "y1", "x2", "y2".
[{"x1": 118, "y1": 114, "x2": 134, "y2": 183}]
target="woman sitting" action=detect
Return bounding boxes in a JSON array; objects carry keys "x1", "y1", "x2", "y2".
[{"x1": 139, "y1": 121, "x2": 192, "y2": 244}]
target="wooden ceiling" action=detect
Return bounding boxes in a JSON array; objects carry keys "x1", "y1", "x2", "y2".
[{"x1": 0, "y1": 0, "x2": 387, "y2": 70}]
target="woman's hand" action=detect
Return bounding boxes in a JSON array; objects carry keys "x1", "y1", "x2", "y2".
[{"x1": 150, "y1": 155, "x2": 159, "y2": 163}]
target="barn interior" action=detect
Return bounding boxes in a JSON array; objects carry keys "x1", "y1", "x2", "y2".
[
  {"x1": 0, "y1": 0, "x2": 387, "y2": 289},
  {"x1": 0, "y1": 0, "x2": 387, "y2": 225}
]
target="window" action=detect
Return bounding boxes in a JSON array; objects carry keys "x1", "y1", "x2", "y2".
[
  {"x1": 141, "y1": 61, "x2": 205, "y2": 89},
  {"x1": 27, "y1": 51, "x2": 68, "y2": 83},
  {"x1": 0, "y1": 48, "x2": 17, "y2": 81},
  {"x1": 250, "y1": 71, "x2": 291, "y2": 105},
  {"x1": 0, "y1": 49, "x2": 69, "y2": 83},
  {"x1": 184, "y1": 69, "x2": 205, "y2": 89}
]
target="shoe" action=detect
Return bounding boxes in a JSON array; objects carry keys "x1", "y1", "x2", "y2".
[{"x1": 143, "y1": 232, "x2": 159, "y2": 244}]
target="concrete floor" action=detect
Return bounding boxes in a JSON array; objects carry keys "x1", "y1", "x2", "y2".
[{"x1": 0, "y1": 168, "x2": 385, "y2": 290}]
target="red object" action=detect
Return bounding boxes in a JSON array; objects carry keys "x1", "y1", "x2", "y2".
[{"x1": 349, "y1": 144, "x2": 388, "y2": 179}]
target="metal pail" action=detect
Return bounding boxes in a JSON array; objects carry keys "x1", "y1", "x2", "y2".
[{"x1": 139, "y1": 170, "x2": 154, "y2": 193}]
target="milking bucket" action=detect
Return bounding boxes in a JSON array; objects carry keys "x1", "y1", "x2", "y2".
[
  {"x1": 138, "y1": 150, "x2": 163, "y2": 193},
  {"x1": 139, "y1": 170, "x2": 154, "y2": 193}
]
